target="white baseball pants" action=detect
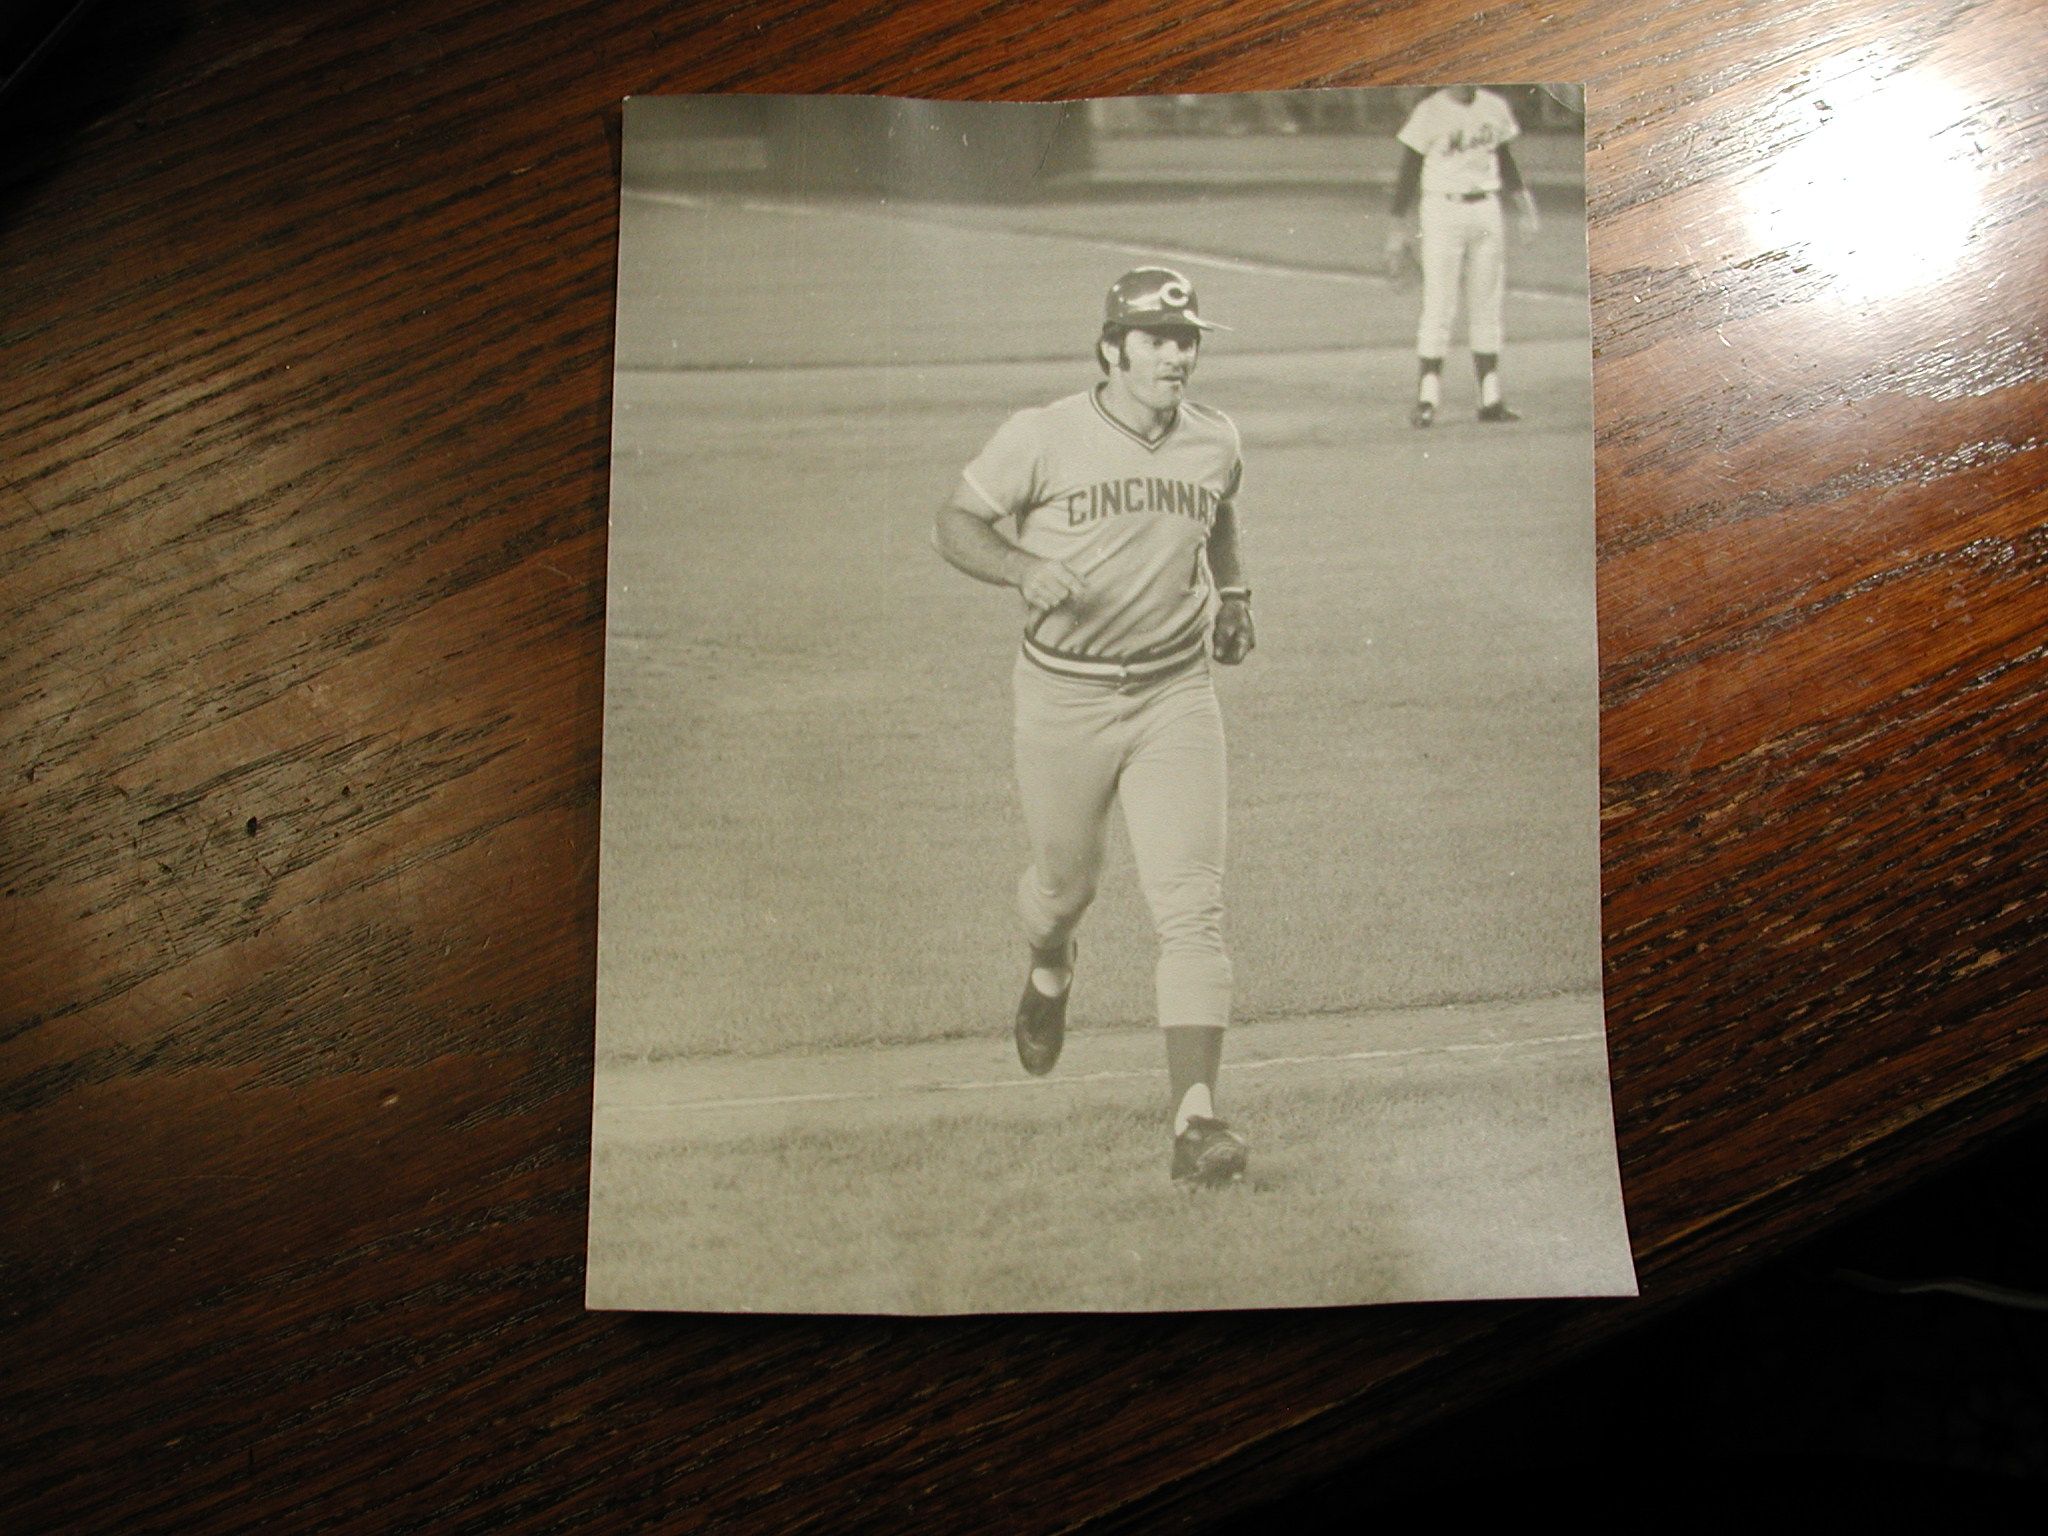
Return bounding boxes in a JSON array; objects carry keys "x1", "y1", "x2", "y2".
[{"x1": 1416, "y1": 191, "x2": 1506, "y2": 356}]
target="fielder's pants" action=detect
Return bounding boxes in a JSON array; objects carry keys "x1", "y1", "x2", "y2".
[
  {"x1": 1416, "y1": 190, "x2": 1506, "y2": 357},
  {"x1": 1011, "y1": 653, "x2": 1232, "y2": 1032}
]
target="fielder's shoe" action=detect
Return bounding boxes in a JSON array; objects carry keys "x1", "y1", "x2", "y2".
[
  {"x1": 1171, "y1": 1116, "x2": 1249, "y2": 1187},
  {"x1": 1014, "y1": 941, "x2": 1073, "y2": 1076},
  {"x1": 1476, "y1": 402, "x2": 1521, "y2": 423},
  {"x1": 1409, "y1": 400, "x2": 1435, "y2": 429}
]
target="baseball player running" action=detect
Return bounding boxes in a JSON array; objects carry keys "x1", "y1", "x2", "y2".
[
  {"x1": 1383, "y1": 85, "x2": 1541, "y2": 426},
  {"x1": 932, "y1": 267, "x2": 1255, "y2": 1188}
]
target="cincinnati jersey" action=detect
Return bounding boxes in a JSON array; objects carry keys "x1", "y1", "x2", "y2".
[
  {"x1": 1398, "y1": 88, "x2": 1520, "y2": 196},
  {"x1": 959, "y1": 387, "x2": 1243, "y2": 663}
]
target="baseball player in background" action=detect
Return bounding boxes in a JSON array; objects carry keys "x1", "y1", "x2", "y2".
[
  {"x1": 932, "y1": 268, "x2": 1255, "y2": 1188},
  {"x1": 1383, "y1": 84, "x2": 1541, "y2": 426}
]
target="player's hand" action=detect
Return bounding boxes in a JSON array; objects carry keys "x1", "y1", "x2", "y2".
[
  {"x1": 1018, "y1": 557, "x2": 1087, "y2": 613},
  {"x1": 1212, "y1": 595, "x2": 1255, "y2": 665},
  {"x1": 1513, "y1": 189, "x2": 1541, "y2": 239},
  {"x1": 1382, "y1": 227, "x2": 1417, "y2": 278}
]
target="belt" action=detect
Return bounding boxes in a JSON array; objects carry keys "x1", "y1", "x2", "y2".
[
  {"x1": 1021, "y1": 623, "x2": 1207, "y2": 685},
  {"x1": 1440, "y1": 190, "x2": 1495, "y2": 202}
]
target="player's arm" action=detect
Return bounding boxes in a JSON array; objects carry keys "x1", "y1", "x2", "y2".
[
  {"x1": 1206, "y1": 500, "x2": 1255, "y2": 665},
  {"x1": 1383, "y1": 146, "x2": 1424, "y2": 270},
  {"x1": 1497, "y1": 144, "x2": 1539, "y2": 235},
  {"x1": 932, "y1": 494, "x2": 1086, "y2": 613},
  {"x1": 1389, "y1": 146, "x2": 1423, "y2": 219}
]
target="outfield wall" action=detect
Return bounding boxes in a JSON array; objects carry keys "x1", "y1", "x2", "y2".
[{"x1": 621, "y1": 92, "x2": 1585, "y2": 202}]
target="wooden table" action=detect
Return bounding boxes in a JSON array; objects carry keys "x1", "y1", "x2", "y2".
[{"x1": 4, "y1": 1, "x2": 2042, "y2": 1528}]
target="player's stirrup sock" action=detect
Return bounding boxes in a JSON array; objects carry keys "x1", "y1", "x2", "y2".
[
  {"x1": 1029, "y1": 940, "x2": 1072, "y2": 998},
  {"x1": 1474, "y1": 351, "x2": 1503, "y2": 408},
  {"x1": 1165, "y1": 1026, "x2": 1225, "y2": 1131},
  {"x1": 1417, "y1": 355, "x2": 1443, "y2": 409},
  {"x1": 1173, "y1": 1083, "x2": 1214, "y2": 1138}
]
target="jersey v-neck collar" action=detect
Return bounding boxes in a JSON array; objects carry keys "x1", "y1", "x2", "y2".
[{"x1": 1090, "y1": 385, "x2": 1180, "y2": 452}]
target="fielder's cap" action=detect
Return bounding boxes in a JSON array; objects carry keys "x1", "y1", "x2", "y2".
[{"x1": 1103, "y1": 267, "x2": 1229, "y2": 332}]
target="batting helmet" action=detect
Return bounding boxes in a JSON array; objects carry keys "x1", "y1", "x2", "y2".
[{"x1": 1103, "y1": 267, "x2": 1229, "y2": 332}]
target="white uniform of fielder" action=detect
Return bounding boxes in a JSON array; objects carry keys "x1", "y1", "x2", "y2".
[{"x1": 1386, "y1": 86, "x2": 1541, "y2": 425}]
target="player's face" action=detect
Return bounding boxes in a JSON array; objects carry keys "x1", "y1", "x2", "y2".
[
  {"x1": 1450, "y1": 84, "x2": 1478, "y2": 104},
  {"x1": 1115, "y1": 325, "x2": 1200, "y2": 412}
]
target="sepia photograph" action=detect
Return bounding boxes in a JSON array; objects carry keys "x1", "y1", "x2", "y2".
[{"x1": 586, "y1": 87, "x2": 1636, "y2": 1313}]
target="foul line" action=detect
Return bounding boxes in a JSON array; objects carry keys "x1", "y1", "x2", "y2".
[
  {"x1": 604, "y1": 1030, "x2": 1603, "y2": 1115},
  {"x1": 628, "y1": 188, "x2": 1585, "y2": 304}
]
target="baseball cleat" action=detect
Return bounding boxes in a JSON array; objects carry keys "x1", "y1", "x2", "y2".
[
  {"x1": 1476, "y1": 402, "x2": 1521, "y2": 423},
  {"x1": 1014, "y1": 941, "x2": 1074, "y2": 1076},
  {"x1": 1171, "y1": 1116, "x2": 1249, "y2": 1187},
  {"x1": 1408, "y1": 400, "x2": 1435, "y2": 429}
]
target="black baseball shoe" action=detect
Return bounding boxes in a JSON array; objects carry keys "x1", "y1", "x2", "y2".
[
  {"x1": 1013, "y1": 941, "x2": 1074, "y2": 1076},
  {"x1": 1172, "y1": 1116, "x2": 1249, "y2": 1187},
  {"x1": 1476, "y1": 402, "x2": 1521, "y2": 423},
  {"x1": 1409, "y1": 400, "x2": 1435, "y2": 429}
]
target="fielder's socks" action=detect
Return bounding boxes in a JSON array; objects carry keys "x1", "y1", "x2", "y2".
[{"x1": 1475, "y1": 352, "x2": 1503, "y2": 407}]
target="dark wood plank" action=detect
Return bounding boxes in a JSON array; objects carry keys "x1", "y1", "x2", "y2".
[{"x1": 3, "y1": 0, "x2": 2043, "y2": 1530}]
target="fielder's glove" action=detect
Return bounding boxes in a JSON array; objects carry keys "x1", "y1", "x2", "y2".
[
  {"x1": 1382, "y1": 227, "x2": 1420, "y2": 281},
  {"x1": 1212, "y1": 591, "x2": 1255, "y2": 665}
]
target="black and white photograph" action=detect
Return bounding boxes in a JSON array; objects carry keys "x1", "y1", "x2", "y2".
[{"x1": 586, "y1": 87, "x2": 1637, "y2": 1313}]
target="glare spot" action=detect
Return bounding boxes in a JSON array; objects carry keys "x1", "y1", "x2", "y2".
[{"x1": 1741, "y1": 67, "x2": 1982, "y2": 305}]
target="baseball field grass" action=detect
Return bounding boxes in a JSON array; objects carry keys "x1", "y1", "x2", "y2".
[
  {"x1": 589, "y1": 999, "x2": 1632, "y2": 1313},
  {"x1": 588, "y1": 174, "x2": 1631, "y2": 1310},
  {"x1": 600, "y1": 343, "x2": 1600, "y2": 1059}
]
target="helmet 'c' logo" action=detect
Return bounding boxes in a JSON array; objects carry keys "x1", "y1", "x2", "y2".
[{"x1": 1156, "y1": 280, "x2": 1191, "y2": 308}]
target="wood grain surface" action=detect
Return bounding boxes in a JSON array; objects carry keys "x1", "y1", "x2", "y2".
[{"x1": 3, "y1": 0, "x2": 2043, "y2": 1529}]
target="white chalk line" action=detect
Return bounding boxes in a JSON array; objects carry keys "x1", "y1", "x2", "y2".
[
  {"x1": 629, "y1": 188, "x2": 1583, "y2": 304},
  {"x1": 603, "y1": 1030, "x2": 1603, "y2": 1115}
]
